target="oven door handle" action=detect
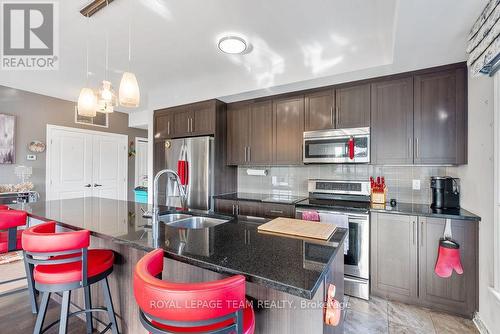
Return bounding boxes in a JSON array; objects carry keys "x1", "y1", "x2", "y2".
[{"x1": 344, "y1": 276, "x2": 369, "y2": 285}]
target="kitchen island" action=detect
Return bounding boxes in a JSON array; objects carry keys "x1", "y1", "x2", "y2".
[{"x1": 18, "y1": 197, "x2": 347, "y2": 334}]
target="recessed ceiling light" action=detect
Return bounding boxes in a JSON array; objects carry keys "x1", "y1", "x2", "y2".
[{"x1": 218, "y1": 36, "x2": 248, "y2": 54}]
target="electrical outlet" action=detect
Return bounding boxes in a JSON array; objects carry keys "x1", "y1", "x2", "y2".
[
  {"x1": 412, "y1": 179, "x2": 421, "y2": 190},
  {"x1": 26, "y1": 154, "x2": 36, "y2": 161}
]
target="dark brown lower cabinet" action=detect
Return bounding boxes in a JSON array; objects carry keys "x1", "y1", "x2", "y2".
[
  {"x1": 371, "y1": 213, "x2": 418, "y2": 300},
  {"x1": 214, "y1": 199, "x2": 294, "y2": 218},
  {"x1": 261, "y1": 203, "x2": 295, "y2": 218},
  {"x1": 418, "y1": 217, "x2": 477, "y2": 317},
  {"x1": 214, "y1": 199, "x2": 236, "y2": 215},
  {"x1": 371, "y1": 213, "x2": 478, "y2": 318},
  {"x1": 214, "y1": 199, "x2": 262, "y2": 216}
]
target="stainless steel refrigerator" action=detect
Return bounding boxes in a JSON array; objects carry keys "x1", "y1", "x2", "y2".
[{"x1": 161, "y1": 136, "x2": 214, "y2": 210}]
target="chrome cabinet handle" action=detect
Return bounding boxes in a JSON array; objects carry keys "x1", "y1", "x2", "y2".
[
  {"x1": 232, "y1": 204, "x2": 235, "y2": 215},
  {"x1": 84, "y1": 184, "x2": 91, "y2": 188},
  {"x1": 167, "y1": 121, "x2": 170, "y2": 135},
  {"x1": 270, "y1": 210, "x2": 284, "y2": 214},
  {"x1": 408, "y1": 138, "x2": 412, "y2": 158},
  {"x1": 248, "y1": 147, "x2": 251, "y2": 162},
  {"x1": 420, "y1": 220, "x2": 424, "y2": 247},
  {"x1": 412, "y1": 220, "x2": 416, "y2": 245},
  {"x1": 94, "y1": 184, "x2": 102, "y2": 187},
  {"x1": 415, "y1": 137, "x2": 419, "y2": 159},
  {"x1": 190, "y1": 118, "x2": 193, "y2": 133},
  {"x1": 335, "y1": 106, "x2": 339, "y2": 127},
  {"x1": 330, "y1": 106, "x2": 334, "y2": 126}
]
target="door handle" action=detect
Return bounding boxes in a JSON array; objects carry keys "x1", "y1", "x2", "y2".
[
  {"x1": 335, "y1": 106, "x2": 339, "y2": 127},
  {"x1": 167, "y1": 121, "x2": 170, "y2": 135},
  {"x1": 330, "y1": 106, "x2": 334, "y2": 126},
  {"x1": 190, "y1": 118, "x2": 193, "y2": 133},
  {"x1": 248, "y1": 147, "x2": 251, "y2": 162},
  {"x1": 94, "y1": 184, "x2": 102, "y2": 187},
  {"x1": 84, "y1": 184, "x2": 91, "y2": 188},
  {"x1": 187, "y1": 118, "x2": 190, "y2": 133},
  {"x1": 270, "y1": 210, "x2": 284, "y2": 214},
  {"x1": 232, "y1": 204, "x2": 235, "y2": 215}
]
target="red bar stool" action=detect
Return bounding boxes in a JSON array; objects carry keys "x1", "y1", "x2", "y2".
[
  {"x1": 22, "y1": 221, "x2": 119, "y2": 334},
  {"x1": 0, "y1": 207, "x2": 24, "y2": 253},
  {"x1": 133, "y1": 249, "x2": 255, "y2": 334},
  {"x1": 0, "y1": 206, "x2": 39, "y2": 314}
]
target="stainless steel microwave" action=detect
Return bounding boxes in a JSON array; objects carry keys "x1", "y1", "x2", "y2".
[{"x1": 303, "y1": 127, "x2": 370, "y2": 164}]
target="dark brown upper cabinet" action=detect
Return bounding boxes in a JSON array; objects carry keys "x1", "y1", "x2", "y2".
[
  {"x1": 414, "y1": 68, "x2": 467, "y2": 165},
  {"x1": 227, "y1": 100, "x2": 273, "y2": 165},
  {"x1": 335, "y1": 84, "x2": 371, "y2": 128},
  {"x1": 273, "y1": 96, "x2": 305, "y2": 165},
  {"x1": 304, "y1": 89, "x2": 335, "y2": 131},
  {"x1": 227, "y1": 102, "x2": 250, "y2": 165},
  {"x1": 172, "y1": 107, "x2": 192, "y2": 137},
  {"x1": 371, "y1": 77, "x2": 414, "y2": 165},
  {"x1": 154, "y1": 110, "x2": 173, "y2": 139},
  {"x1": 191, "y1": 101, "x2": 216, "y2": 136},
  {"x1": 156, "y1": 100, "x2": 217, "y2": 139},
  {"x1": 249, "y1": 100, "x2": 273, "y2": 164}
]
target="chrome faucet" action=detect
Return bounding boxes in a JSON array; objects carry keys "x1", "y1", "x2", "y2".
[{"x1": 152, "y1": 169, "x2": 188, "y2": 226}]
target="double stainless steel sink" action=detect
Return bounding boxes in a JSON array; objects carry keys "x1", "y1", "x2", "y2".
[{"x1": 159, "y1": 213, "x2": 228, "y2": 229}]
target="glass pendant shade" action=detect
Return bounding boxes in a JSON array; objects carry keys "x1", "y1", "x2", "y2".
[
  {"x1": 98, "y1": 80, "x2": 117, "y2": 113},
  {"x1": 77, "y1": 88, "x2": 97, "y2": 117},
  {"x1": 119, "y1": 72, "x2": 140, "y2": 107},
  {"x1": 96, "y1": 98, "x2": 114, "y2": 114}
]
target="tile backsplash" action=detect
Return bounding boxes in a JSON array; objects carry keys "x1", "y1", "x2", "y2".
[{"x1": 237, "y1": 165, "x2": 451, "y2": 205}]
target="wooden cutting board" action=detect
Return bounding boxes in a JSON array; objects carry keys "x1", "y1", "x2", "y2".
[{"x1": 258, "y1": 217, "x2": 336, "y2": 240}]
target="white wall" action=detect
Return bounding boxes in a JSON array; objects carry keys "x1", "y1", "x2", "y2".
[
  {"x1": 128, "y1": 109, "x2": 150, "y2": 129},
  {"x1": 447, "y1": 73, "x2": 499, "y2": 333}
]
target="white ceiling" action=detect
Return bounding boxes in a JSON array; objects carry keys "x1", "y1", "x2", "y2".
[{"x1": 0, "y1": 0, "x2": 488, "y2": 116}]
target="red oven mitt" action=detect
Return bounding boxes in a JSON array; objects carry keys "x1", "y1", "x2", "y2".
[{"x1": 434, "y1": 238, "x2": 463, "y2": 278}]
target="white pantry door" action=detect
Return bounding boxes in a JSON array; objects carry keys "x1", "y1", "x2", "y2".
[
  {"x1": 47, "y1": 125, "x2": 127, "y2": 201},
  {"x1": 92, "y1": 134, "x2": 127, "y2": 200},
  {"x1": 47, "y1": 128, "x2": 93, "y2": 200}
]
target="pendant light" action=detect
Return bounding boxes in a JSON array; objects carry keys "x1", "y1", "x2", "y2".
[
  {"x1": 119, "y1": 0, "x2": 140, "y2": 108},
  {"x1": 77, "y1": 14, "x2": 97, "y2": 117},
  {"x1": 97, "y1": 31, "x2": 117, "y2": 113}
]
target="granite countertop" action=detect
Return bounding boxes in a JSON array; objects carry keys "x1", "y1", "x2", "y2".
[
  {"x1": 213, "y1": 192, "x2": 306, "y2": 205},
  {"x1": 369, "y1": 202, "x2": 481, "y2": 221},
  {"x1": 14, "y1": 197, "x2": 347, "y2": 300}
]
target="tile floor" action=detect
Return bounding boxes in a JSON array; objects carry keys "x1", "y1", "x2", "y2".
[{"x1": 344, "y1": 295, "x2": 479, "y2": 334}]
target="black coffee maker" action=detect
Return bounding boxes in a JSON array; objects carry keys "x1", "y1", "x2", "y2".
[{"x1": 430, "y1": 177, "x2": 460, "y2": 209}]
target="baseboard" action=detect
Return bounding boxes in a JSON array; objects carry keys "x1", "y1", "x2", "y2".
[{"x1": 473, "y1": 312, "x2": 490, "y2": 334}]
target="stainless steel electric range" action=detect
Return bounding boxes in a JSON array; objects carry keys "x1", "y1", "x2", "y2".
[{"x1": 296, "y1": 179, "x2": 371, "y2": 300}]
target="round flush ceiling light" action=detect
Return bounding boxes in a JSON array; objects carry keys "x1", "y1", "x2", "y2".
[{"x1": 218, "y1": 36, "x2": 247, "y2": 54}]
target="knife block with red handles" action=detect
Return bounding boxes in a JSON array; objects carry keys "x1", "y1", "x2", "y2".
[{"x1": 370, "y1": 176, "x2": 387, "y2": 205}]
